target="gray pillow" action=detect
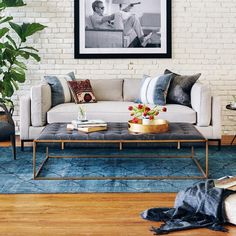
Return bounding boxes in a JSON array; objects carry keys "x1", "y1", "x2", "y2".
[
  {"x1": 44, "y1": 72, "x2": 76, "y2": 107},
  {"x1": 164, "y1": 69, "x2": 201, "y2": 107},
  {"x1": 152, "y1": 74, "x2": 173, "y2": 105}
]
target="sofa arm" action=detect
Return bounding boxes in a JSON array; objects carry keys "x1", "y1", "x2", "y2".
[
  {"x1": 20, "y1": 95, "x2": 31, "y2": 140},
  {"x1": 31, "y1": 83, "x2": 52, "y2": 127},
  {"x1": 211, "y1": 96, "x2": 221, "y2": 139},
  {"x1": 191, "y1": 82, "x2": 211, "y2": 127}
]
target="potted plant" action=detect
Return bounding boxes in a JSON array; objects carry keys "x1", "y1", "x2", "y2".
[
  {"x1": 0, "y1": 0, "x2": 46, "y2": 116},
  {"x1": 128, "y1": 104, "x2": 167, "y2": 125}
]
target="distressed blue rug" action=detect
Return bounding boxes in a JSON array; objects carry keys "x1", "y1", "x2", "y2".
[{"x1": 0, "y1": 146, "x2": 235, "y2": 193}]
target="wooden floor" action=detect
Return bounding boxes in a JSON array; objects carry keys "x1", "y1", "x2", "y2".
[
  {"x1": 0, "y1": 193, "x2": 235, "y2": 236},
  {"x1": 0, "y1": 137, "x2": 236, "y2": 235}
]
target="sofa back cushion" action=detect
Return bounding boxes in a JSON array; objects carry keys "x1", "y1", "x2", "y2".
[
  {"x1": 89, "y1": 79, "x2": 123, "y2": 101},
  {"x1": 123, "y1": 78, "x2": 143, "y2": 102}
]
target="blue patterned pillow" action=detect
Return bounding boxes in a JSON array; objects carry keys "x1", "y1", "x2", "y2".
[
  {"x1": 139, "y1": 74, "x2": 173, "y2": 105},
  {"x1": 44, "y1": 72, "x2": 76, "y2": 107}
]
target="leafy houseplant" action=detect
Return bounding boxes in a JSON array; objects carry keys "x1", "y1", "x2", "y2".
[{"x1": 0, "y1": 0, "x2": 46, "y2": 113}]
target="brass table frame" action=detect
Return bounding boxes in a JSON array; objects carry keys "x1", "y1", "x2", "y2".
[{"x1": 33, "y1": 139, "x2": 208, "y2": 180}]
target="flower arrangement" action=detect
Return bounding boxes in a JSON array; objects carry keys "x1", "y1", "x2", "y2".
[{"x1": 128, "y1": 104, "x2": 167, "y2": 123}]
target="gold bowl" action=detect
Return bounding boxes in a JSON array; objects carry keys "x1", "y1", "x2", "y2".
[{"x1": 128, "y1": 119, "x2": 169, "y2": 134}]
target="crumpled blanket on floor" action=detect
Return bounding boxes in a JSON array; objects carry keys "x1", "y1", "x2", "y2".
[{"x1": 141, "y1": 180, "x2": 235, "y2": 235}]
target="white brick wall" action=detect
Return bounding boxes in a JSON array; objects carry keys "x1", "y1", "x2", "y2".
[{"x1": 6, "y1": 0, "x2": 236, "y2": 134}]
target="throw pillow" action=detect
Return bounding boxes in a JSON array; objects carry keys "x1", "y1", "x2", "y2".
[
  {"x1": 44, "y1": 72, "x2": 76, "y2": 107},
  {"x1": 164, "y1": 69, "x2": 201, "y2": 107},
  {"x1": 67, "y1": 80, "x2": 96, "y2": 103},
  {"x1": 139, "y1": 74, "x2": 173, "y2": 105}
]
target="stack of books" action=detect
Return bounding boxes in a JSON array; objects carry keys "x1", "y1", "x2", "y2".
[
  {"x1": 67, "y1": 120, "x2": 107, "y2": 133},
  {"x1": 214, "y1": 176, "x2": 236, "y2": 190}
]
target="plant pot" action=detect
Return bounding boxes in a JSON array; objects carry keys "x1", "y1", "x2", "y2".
[
  {"x1": 0, "y1": 111, "x2": 8, "y2": 122},
  {"x1": 142, "y1": 117, "x2": 156, "y2": 125}
]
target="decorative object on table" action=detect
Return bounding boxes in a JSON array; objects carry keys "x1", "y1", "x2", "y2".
[
  {"x1": 0, "y1": 103, "x2": 16, "y2": 159},
  {"x1": 164, "y1": 69, "x2": 201, "y2": 107},
  {"x1": 68, "y1": 119, "x2": 107, "y2": 133},
  {"x1": 128, "y1": 104, "x2": 167, "y2": 124},
  {"x1": 0, "y1": 0, "x2": 46, "y2": 111},
  {"x1": 139, "y1": 74, "x2": 173, "y2": 105},
  {"x1": 74, "y1": 0, "x2": 171, "y2": 59},
  {"x1": 128, "y1": 119, "x2": 168, "y2": 134},
  {"x1": 67, "y1": 80, "x2": 96, "y2": 104},
  {"x1": 44, "y1": 73, "x2": 76, "y2": 107},
  {"x1": 77, "y1": 105, "x2": 87, "y2": 121}
]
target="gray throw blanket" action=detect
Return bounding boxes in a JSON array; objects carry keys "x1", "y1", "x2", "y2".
[{"x1": 141, "y1": 180, "x2": 234, "y2": 235}]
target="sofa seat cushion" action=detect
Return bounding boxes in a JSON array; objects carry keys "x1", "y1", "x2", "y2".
[{"x1": 47, "y1": 102, "x2": 196, "y2": 124}]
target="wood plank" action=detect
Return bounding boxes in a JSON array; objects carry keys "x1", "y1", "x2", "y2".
[{"x1": 0, "y1": 193, "x2": 235, "y2": 236}]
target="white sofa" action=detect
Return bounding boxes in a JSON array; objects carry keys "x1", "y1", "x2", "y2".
[{"x1": 20, "y1": 78, "x2": 221, "y2": 149}]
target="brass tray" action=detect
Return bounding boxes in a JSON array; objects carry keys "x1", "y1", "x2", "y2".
[{"x1": 128, "y1": 119, "x2": 169, "y2": 134}]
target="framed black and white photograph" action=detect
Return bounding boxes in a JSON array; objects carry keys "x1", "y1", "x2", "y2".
[{"x1": 74, "y1": 0, "x2": 171, "y2": 58}]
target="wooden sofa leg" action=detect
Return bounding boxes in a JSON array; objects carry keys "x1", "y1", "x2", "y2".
[{"x1": 218, "y1": 139, "x2": 221, "y2": 151}]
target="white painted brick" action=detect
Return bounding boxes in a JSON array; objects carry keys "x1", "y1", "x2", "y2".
[{"x1": 4, "y1": 0, "x2": 236, "y2": 135}]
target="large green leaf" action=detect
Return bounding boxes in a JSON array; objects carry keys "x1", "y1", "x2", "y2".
[
  {"x1": 9, "y1": 22, "x2": 23, "y2": 40},
  {"x1": 0, "y1": 42, "x2": 5, "y2": 49},
  {"x1": 3, "y1": 76, "x2": 14, "y2": 97},
  {"x1": 11, "y1": 78, "x2": 19, "y2": 90},
  {"x1": 0, "y1": 16, "x2": 13, "y2": 24},
  {"x1": 0, "y1": 27, "x2": 9, "y2": 38},
  {"x1": 27, "y1": 52, "x2": 40, "y2": 62},
  {"x1": 18, "y1": 50, "x2": 40, "y2": 61},
  {"x1": 11, "y1": 67, "x2": 26, "y2": 83},
  {"x1": 2, "y1": 48, "x2": 15, "y2": 64},
  {"x1": 19, "y1": 46, "x2": 38, "y2": 52},
  {"x1": 16, "y1": 50, "x2": 29, "y2": 59},
  {"x1": 6, "y1": 35, "x2": 17, "y2": 49},
  {"x1": 9, "y1": 22, "x2": 46, "y2": 42},
  {"x1": 21, "y1": 23, "x2": 46, "y2": 38},
  {"x1": 14, "y1": 60, "x2": 27, "y2": 70},
  {"x1": 2, "y1": 0, "x2": 26, "y2": 7}
]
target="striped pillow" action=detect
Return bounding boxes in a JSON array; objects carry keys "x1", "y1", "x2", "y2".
[
  {"x1": 140, "y1": 74, "x2": 173, "y2": 105},
  {"x1": 44, "y1": 72, "x2": 75, "y2": 107}
]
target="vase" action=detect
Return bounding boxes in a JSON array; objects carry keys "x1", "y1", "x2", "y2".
[
  {"x1": 77, "y1": 111, "x2": 87, "y2": 121},
  {"x1": 142, "y1": 117, "x2": 155, "y2": 125}
]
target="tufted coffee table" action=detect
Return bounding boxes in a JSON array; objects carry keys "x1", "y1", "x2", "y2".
[{"x1": 33, "y1": 122, "x2": 208, "y2": 180}]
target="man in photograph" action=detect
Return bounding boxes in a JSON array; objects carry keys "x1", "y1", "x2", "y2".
[{"x1": 90, "y1": 0, "x2": 152, "y2": 47}]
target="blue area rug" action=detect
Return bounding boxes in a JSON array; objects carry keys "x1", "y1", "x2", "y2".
[{"x1": 0, "y1": 146, "x2": 235, "y2": 193}]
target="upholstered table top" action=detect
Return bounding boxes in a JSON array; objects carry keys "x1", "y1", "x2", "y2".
[{"x1": 36, "y1": 122, "x2": 205, "y2": 141}]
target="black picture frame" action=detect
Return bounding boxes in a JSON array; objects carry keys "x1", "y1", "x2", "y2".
[{"x1": 74, "y1": 0, "x2": 171, "y2": 59}]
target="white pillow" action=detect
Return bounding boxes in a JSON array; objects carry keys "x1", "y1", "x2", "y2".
[
  {"x1": 146, "y1": 75, "x2": 160, "y2": 104},
  {"x1": 139, "y1": 74, "x2": 172, "y2": 105},
  {"x1": 140, "y1": 76, "x2": 152, "y2": 104},
  {"x1": 224, "y1": 193, "x2": 236, "y2": 225}
]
